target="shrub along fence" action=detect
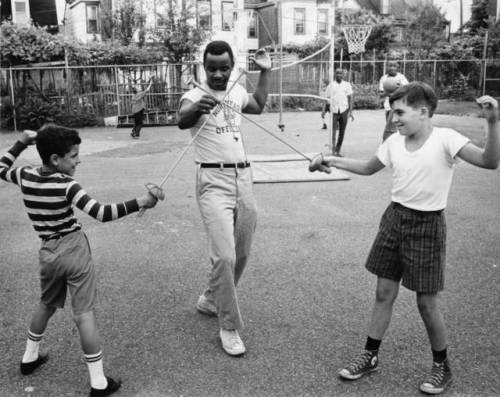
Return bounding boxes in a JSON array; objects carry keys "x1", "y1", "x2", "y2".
[
  {"x1": 1, "y1": 58, "x2": 499, "y2": 130},
  {"x1": 0, "y1": 62, "x2": 197, "y2": 130}
]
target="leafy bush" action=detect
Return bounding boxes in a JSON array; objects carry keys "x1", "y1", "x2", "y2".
[{"x1": 15, "y1": 97, "x2": 63, "y2": 129}]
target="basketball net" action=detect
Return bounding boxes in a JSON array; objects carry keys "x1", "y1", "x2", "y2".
[{"x1": 342, "y1": 25, "x2": 372, "y2": 54}]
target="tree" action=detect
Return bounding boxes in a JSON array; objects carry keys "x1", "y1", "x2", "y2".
[
  {"x1": 464, "y1": 0, "x2": 490, "y2": 34},
  {"x1": 405, "y1": 1, "x2": 449, "y2": 58},
  {"x1": 101, "y1": 0, "x2": 141, "y2": 46},
  {"x1": 150, "y1": 4, "x2": 208, "y2": 88}
]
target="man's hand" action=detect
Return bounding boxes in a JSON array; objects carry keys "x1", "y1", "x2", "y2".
[
  {"x1": 251, "y1": 49, "x2": 272, "y2": 71},
  {"x1": 195, "y1": 95, "x2": 220, "y2": 114},
  {"x1": 21, "y1": 130, "x2": 37, "y2": 145},
  {"x1": 477, "y1": 95, "x2": 498, "y2": 124},
  {"x1": 349, "y1": 111, "x2": 354, "y2": 121}
]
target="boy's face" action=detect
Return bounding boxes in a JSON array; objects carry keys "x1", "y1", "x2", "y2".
[
  {"x1": 204, "y1": 52, "x2": 234, "y2": 91},
  {"x1": 387, "y1": 62, "x2": 398, "y2": 76},
  {"x1": 335, "y1": 70, "x2": 344, "y2": 82},
  {"x1": 391, "y1": 99, "x2": 426, "y2": 136},
  {"x1": 54, "y1": 144, "x2": 80, "y2": 176}
]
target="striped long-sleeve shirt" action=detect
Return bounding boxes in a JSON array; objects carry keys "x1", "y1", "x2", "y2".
[{"x1": 0, "y1": 140, "x2": 139, "y2": 239}]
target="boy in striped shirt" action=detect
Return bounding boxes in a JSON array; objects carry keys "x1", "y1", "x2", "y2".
[{"x1": 0, "y1": 125, "x2": 160, "y2": 396}]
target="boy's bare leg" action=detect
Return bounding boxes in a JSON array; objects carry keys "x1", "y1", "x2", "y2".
[
  {"x1": 416, "y1": 293, "x2": 447, "y2": 350},
  {"x1": 22, "y1": 302, "x2": 56, "y2": 365},
  {"x1": 74, "y1": 310, "x2": 110, "y2": 390},
  {"x1": 338, "y1": 277, "x2": 399, "y2": 380},
  {"x1": 417, "y1": 292, "x2": 452, "y2": 394},
  {"x1": 73, "y1": 310, "x2": 101, "y2": 354},
  {"x1": 367, "y1": 277, "x2": 400, "y2": 339}
]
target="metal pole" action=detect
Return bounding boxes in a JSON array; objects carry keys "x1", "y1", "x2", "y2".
[
  {"x1": 328, "y1": 0, "x2": 336, "y2": 154},
  {"x1": 482, "y1": 31, "x2": 488, "y2": 96},
  {"x1": 114, "y1": 66, "x2": 121, "y2": 116},
  {"x1": 278, "y1": 0, "x2": 284, "y2": 131},
  {"x1": 9, "y1": 67, "x2": 17, "y2": 132}
]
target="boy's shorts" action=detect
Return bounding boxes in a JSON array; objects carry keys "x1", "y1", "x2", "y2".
[
  {"x1": 39, "y1": 229, "x2": 97, "y2": 315},
  {"x1": 365, "y1": 202, "x2": 446, "y2": 293}
]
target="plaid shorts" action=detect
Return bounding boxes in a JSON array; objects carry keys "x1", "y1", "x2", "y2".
[{"x1": 365, "y1": 202, "x2": 447, "y2": 293}]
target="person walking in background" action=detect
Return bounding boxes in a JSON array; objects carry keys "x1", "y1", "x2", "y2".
[
  {"x1": 323, "y1": 68, "x2": 354, "y2": 156},
  {"x1": 131, "y1": 78, "x2": 153, "y2": 139}
]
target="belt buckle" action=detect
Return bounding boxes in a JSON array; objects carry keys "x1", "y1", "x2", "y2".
[{"x1": 219, "y1": 162, "x2": 224, "y2": 171}]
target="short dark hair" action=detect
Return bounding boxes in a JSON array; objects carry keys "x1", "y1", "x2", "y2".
[
  {"x1": 389, "y1": 82, "x2": 438, "y2": 117},
  {"x1": 203, "y1": 40, "x2": 234, "y2": 66},
  {"x1": 36, "y1": 124, "x2": 81, "y2": 164}
]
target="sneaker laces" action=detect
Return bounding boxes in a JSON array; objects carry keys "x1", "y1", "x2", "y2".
[
  {"x1": 224, "y1": 330, "x2": 240, "y2": 347},
  {"x1": 347, "y1": 351, "x2": 373, "y2": 372},
  {"x1": 426, "y1": 362, "x2": 446, "y2": 386}
]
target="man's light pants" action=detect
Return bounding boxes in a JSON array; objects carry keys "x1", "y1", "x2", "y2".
[{"x1": 196, "y1": 166, "x2": 257, "y2": 330}]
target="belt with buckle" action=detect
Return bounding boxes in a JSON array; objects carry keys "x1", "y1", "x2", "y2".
[{"x1": 200, "y1": 162, "x2": 251, "y2": 169}]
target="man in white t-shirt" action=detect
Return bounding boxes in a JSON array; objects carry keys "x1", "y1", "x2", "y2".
[
  {"x1": 379, "y1": 60, "x2": 409, "y2": 141},
  {"x1": 323, "y1": 68, "x2": 354, "y2": 156},
  {"x1": 316, "y1": 82, "x2": 499, "y2": 395},
  {"x1": 177, "y1": 40, "x2": 271, "y2": 357}
]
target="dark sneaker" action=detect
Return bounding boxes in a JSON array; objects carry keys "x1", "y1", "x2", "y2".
[
  {"x1": 90, "y1": 376, "x2": 122, "y2": 397},
  {"x1": 338, "y1": 350, "x2": 379, "y2": 380},
  {"x1": 20, "y1": 352, "x2": 49, "y2": 375},
  {"x1": 321, "y1": 124, "x2": 327, "y2": 130},
  {"x1": 419, "y1": 360, "x2": 452, "y2": 394}
]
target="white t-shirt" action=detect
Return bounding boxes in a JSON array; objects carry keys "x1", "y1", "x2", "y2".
[
  {"x1": 376, "y1": 127, "x2": 470, "y2": 211},
  {"x1": 323, "y1": 80, "x2": 353, "y2": 113},
  {"x1": 379, "y1": 72, "x2": 409, "y2": 111},
  {"x1": 180, "y1": 82, "x2": 249, "y2": 163}
]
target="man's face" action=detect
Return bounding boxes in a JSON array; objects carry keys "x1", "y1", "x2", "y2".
[
  {"x1": 391, "y1": 99, "x2": 424, "y2": 137},
  {"x1": 55, "y1": 144, "x2": 80, "y2": 176},
  {"x1": 387, "y1": 62, "x2": 398, "y2": 76},
  {"x1": 335, "y1": 70, "x2": 343, "y2": 82},
  {"x1": 204, "y1": 52, "x2": 234, "y2": 91}
]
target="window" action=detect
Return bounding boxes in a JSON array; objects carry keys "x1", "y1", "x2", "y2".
[
  {"x1": 221, "y1": 2, "x2": 234, "y2": 31},
  {"x1": 381, "y1": 0, "x2": 390, "y2": 15},
  {"x1": 248, "y1": 10, "x2": 257, "y2": 38},
  {"x1": 86, "y1": 5, "x2": 99, "y2": 34},
  {"x1": 294, "y1": 8, "x2": 305, "y2": 35},
  {"x1": 197, "y1": 0, "x2": 212, "y2": 30},
  {"x1": 317, "y1": 9, "x2": 328, "y2": 35},
  {"x1": 14, "y1": 1, "x2": 28, "y2": 24}
]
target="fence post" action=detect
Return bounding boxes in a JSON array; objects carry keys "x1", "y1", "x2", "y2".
[
  {"x1": 9, "y1": 67, "x2": 17, "y2": 132},
  {"x1": 403, "y1": 52, "x2": 406, "y2": 76},
  {"x1": 482, "y1": 31, "x2": 488, "y2": 96},
  {"x1": 114, "y1": 66, "x2": 121, "y2": 116},
  {"x1": 433, "y1": 60, "x2": 437, "y2": 89},
  {"x1": 372, "y1": 49, "x2": 376, "y2": 85}
]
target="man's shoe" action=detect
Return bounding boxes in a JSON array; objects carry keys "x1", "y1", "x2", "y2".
[
  {"x1": 338, "y1": 350, "x2": 379, "y2": 380},
  {"x1": 196, "y1": 295, "x2": 217, "y2": 316},
  {"x1": 220, "y1": 329, "x2": 245, "y2": 356},
  {"x1": 419, "y1": 360, "x2": 452, "y2": 394},
  {"x1": 90, "y1": 376, "x2": 122, "y2": 397},
  {"x1": 20, "y1": 353, "x2": 49, "y2": 375},
  {"x1": 321, "y1": 124, "x2": 327, "y2": 130}
]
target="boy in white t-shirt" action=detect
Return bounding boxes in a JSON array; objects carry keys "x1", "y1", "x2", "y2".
[{"x1": 317, "y1": 82, "x2": 499, "y2": 394}]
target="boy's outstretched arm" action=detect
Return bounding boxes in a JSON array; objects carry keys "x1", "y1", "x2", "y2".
[
  {"x1": 457, "y1": 95, "x2": 500, "y2": 169},
  {"x1": 66, "y1": 182, "x2": 159, "y2": 222},
  {"x1": 323, "y1": 154, "x2": 385, "y2": 175}
]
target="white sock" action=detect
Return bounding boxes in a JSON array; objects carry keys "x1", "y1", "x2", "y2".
[
  {"x1": 84, "y1": 351, "x2": 108, "y2": 389},
  {"x1": 22, "y1": 330, "x2": 44, "y2": 363}
]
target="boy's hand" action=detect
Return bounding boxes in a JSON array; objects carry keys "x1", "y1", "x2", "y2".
[
  {"x1": 309, "y1": 153, "x2": 332, "y2": 174},
  {"x1": 21, "y1": 130, "x2": 37, "y2": 145},
  {"x1": 195, "y1": 95, "x2": 219, "y2": 114},
  {"x1": 477, "y1": 95, "x2": 498, "y2": 123},
  {"x1": 137, "y1": 194, "x2": 158, "y2": 209},
  {"x1": 251, "y1": 49, "x2": 272, "y2": 71}
]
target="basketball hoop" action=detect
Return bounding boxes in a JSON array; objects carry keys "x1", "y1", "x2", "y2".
[{"x1": 342, "y1": 25, "x2": 372, "y2": 54}]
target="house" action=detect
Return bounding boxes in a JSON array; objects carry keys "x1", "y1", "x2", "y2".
[
  {"x1": 63, "y1": 0, "x2": 103, "y2": 43},
  {"x1": 0, "y1": 0, "x2": 60, "y2": 33}
]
